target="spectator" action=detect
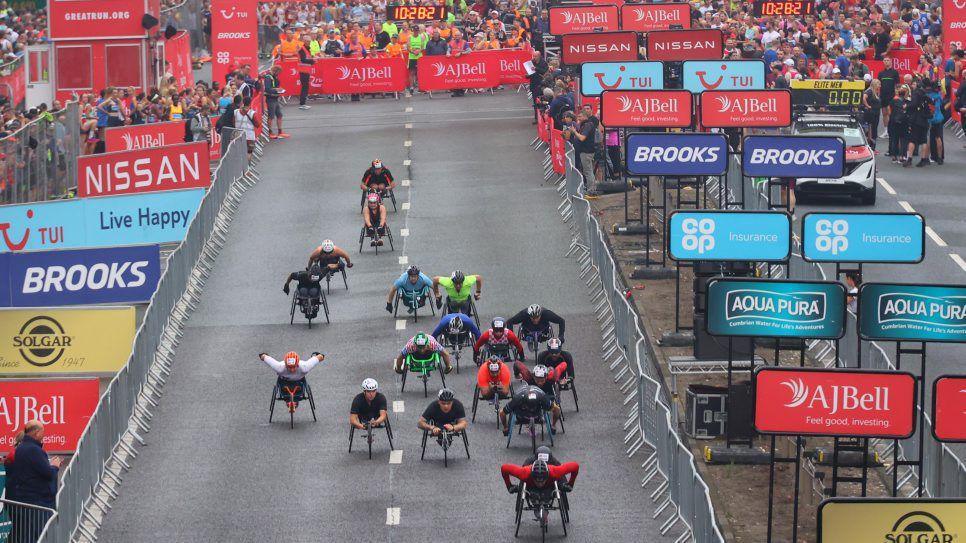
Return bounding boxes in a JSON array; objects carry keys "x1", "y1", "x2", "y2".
[
  {"x1": 234, "y1": 96, "x2": 259, "y2": 161},
  {"x1": 862, "y1": 79, "x2": 882, "y2": 150},
  {"x1": 263, "y1": 64, "x2": 287, "y2": 139},
  {"x1": 564, "y1": 108, "x2": 599, "y2": 193},
  {"x1": 926, "y1": 79, "x2": 945, "y2": 164},
  {"x1": 888, "y1": 85, "x2": 910, "y2": 162},
  {"x1": 5, "y1": 421, "x2": 61, "y2": 543}
]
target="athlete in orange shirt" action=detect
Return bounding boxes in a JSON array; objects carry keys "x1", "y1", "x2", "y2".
[{"x1": 477, "y1": 358, "x2": 512, "y2": 399}]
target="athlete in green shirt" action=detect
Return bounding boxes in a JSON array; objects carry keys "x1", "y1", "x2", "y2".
[{"x1": 432, "y1": 270, "x2": 482, "y2": 316}]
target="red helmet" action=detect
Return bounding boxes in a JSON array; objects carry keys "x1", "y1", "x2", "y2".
[
  {"x1": 283, "y1": 351, "x2": 299, "y2": 371},
  {"x1": 367, "y1": 193, "x2": 381, "y2": 204}
]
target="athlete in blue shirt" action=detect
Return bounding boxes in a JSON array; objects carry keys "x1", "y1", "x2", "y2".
[
  {"x1": 431, "y1": 313, "x2": 482, "y2": 340},
  {"x1": 386, "y1": 265, "x2": 433, "y2": 313}
]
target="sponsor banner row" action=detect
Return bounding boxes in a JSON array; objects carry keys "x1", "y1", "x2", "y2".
[
  {"x1": 78, "y1": 141, "x2": 211, "y2": 197},
  {"x1": 0, "y1": 378, "x2": 100, "y2": 453},
  {"x1": 48, "y1": 0, "x2": 152, "y2": 40},
  {"x1": 0, "y1": 245, "x2": 161, "y2": 307},
  {"x1": 103, "y1": 121, "x2": 187, "y2": 153},
  {"x1": 598, "y1": 89, "x2": 793, "y2": 128},
  {"x1": 0, "y1": 188, "x2": 204, "y2": 253},
  {"x1": 549, "y1": 4, "x2": 692, "y2": 34},
  {"x1": 0, "y1": 306, "x2": 136, "y2": 374},
  {"x1": 667, "y1": 211, "x2": 791, "y2": 262},
  {"x1": 858, "y1": 283, "x2": 966, "y2": 343}
]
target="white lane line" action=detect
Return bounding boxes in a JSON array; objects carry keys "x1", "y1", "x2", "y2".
[
  {"x1": 403, "y1": 159, "x2": 411, "y2": 166},
  {"x1": 951, "y1": 254, "x2": 966, "y2": 273},
  {"x1": 386, "y1": 507, "x2": 401, "y2": 525},
  {"x1": 393, "y1": 400, "x2": 405, "y2": 413},
  {"x1": 401, "y1": 179, "x2": 411, "y2": 187},
  {"x1": 404, "y1": 140, "x2": 412, "y2": 147},
  {"x1": 395, "y1": 319, "x2": 406, "y2": 330},
  {"x1": 389, "y1": 450, "x2": 403, "y2": 464},
  {"x1": 398, "y1": 255, "x2": 409, "y2": 265},
  {"x1": 405, "y1": 123, "x2": 412, "y2": 129},
  {"x1": 405, "y1": 107, "x2": 413, "y2": 112},
  {"x1": 400, "y1": 228, "x2": 410, "y2": 237},
  {"x1": 898, "y1": 201, "x2": 915, "y2": 213},
  {"x1": 876, "y1": 177, "x2": 897, "y2": 195},
  {"x1": 401, "y1": 202, "x2": 410, "y2": 210},
  {"x1": 926, "y1": 226, "x2": 948, "y2": 247}
]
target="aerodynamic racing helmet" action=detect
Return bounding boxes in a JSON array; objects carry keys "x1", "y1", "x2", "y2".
[
  {"x1": 451, "y1": 270, "x2": 465, "y2": 283},
  {"x1": 407, "y1": 265, "x2": 420, "y2": 277},
  {"x1": 284, "y1": 351, "x2": 299, "y2": 371},
  {"x1": 321, "y1": 239, "x2": 335, "y2": 253},
  {"x1": 533, "y1": 365, "x2": 548, "y2": 379},
  {"x1": 531, "y1": 459, "x2": 550, "y2": 485},
  {"x1": 414, "y1": 332, "x2": 430, "y2": 347},
  {"x1": 367, "y1": 193, "x2": 381, "y2": 204},
  {"x1": 438, "y1": 388, "x2": 455, "y2": 402},
  {"x1": 492, "y1": 318, "x2": 506, "y2": 331},
  {"x1": 362, "y1": 378, "x2": 378, "y2": 391},
  {"x1": 527, "y1": 304, "x2": 542, "y2": 318},
  {"x1": 488, "y1": 360, "x2": 501, "y2": 374},
  {"x1": 448, "y1": 317, "x2": 464, "y2": 334},
  {"x1": 372, "y1": 159, "x2": 383, "y2": 169},
  {"x1": 547, "y1": 337, "x2": 562, "y2": 353}
]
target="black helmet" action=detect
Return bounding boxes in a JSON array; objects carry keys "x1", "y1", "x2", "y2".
[
  {"x1": 535, "y1": 445, "x2": 552, "y2": 462},
  {"x1": 451, "y1": 270, "x2": 465, "y2": 283},
  {"x1": 547, "y1": 337, "x2": 562, "y2": 353},
  {"x1": 407, "y1": 265, "x2": 420, "y2": 277},
  {"x1": 531, "y1": 459, "x2": 550, "y2": 484},
  {"x1": 492, "y1": 317, "x2": 506, "y2": 331},
  {"x1": 438, "y1": 388, "x2": 455, "y2": 402},
  {"x1": 308, "y1": 264, "x2": 323, "y2": 282},
  {"x1": 448, "y1": 316, "x2": 464, "y2": 334}
]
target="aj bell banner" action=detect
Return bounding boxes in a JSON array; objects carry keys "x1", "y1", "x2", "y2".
[
  {"x1": 667, "y1": 210, "x2": 791, "y2": 262},
  {"x1": 859, "y1": 283, "x2": 966, "y2": 343},
  {"x1": 0, "y1": 245, "x2": 161, "y2": 307},
  {"x1": 104, "y1": 121, "x2": 188, "y2": 153},
  {"x1": 706, "y1": 278, "x2": 847, "y2": 339},
  {"x1": 0, "y1": 378, "x2": 100, "y2": 453},
  {"x1": 416, "y1": 54, "x2": 501, "y2": 91},
  {"x1": 741, "y1": 135, "x2": 846, "y2": 179},
  {"x1": 801, "y1": 213, "x2": 925, "y2": 263}
]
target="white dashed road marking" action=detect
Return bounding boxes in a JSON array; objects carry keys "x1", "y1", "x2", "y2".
[
  {"x1": 898, "y1": 201, "x2": 915, "y2": 213},
  {"x1": 386, "y1": 508, "x2": 401, "y2": 525},
  {"x1": 405, "y1": 123, "x2": 412, "y2": 129},
  {"x1": 403, "y1": 159, "x2": 411, "y2": 166},
  {"x1": 398, "y1": 255, "x2": 409, "y2": 265},
  {"x1": 876, "y1": 177, "x2": 896, "y2": 195},
  {"x1": 951, "y1": 254, "x2": 966, "y2": 273},
  {"x1": 395, "y1": 319, "x2": 406, "y2": 330},
  {"x1": 401, "y1": 179, "x2": 411, "y2": 187},
  {"x1": 404, "y1": 141, "x2": 412, "y2": 147},
  {"x1": 393, "y1": 400, "x2": 405, "y2": 413},
  {"x1": 389, "y1": 450, "x2": 403, "y2": 464},
  {"x1": 400, "y1": 229, "x2": 409, "y2": 237},
  {"x1": 925, "y1": 226, "x2": 947, "y2": 247},
  {"x1": 401, "y1": 202, "x2": 410, "y2": 210},
  {"x1": 405, "y1": 107, "x2": 413, "y2": 112}
]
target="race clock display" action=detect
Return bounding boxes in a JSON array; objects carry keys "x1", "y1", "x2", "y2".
[
  {"x1": 752, "y1": 0, "x2": 815, "y2": 17},
  {"x1": 790, "y1": 79, "x2": 864, "y2": 109},
  {"x1": 387, "y1": 4, "x2": 448, "y2": 21}
]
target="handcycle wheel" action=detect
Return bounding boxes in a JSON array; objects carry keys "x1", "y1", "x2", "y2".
[
  {"x1": 514, "y1": 484, "x2": 525, "y2": 537},
  {"x1": 438, "y1": 358, "x2": 447, "y2": 389},
  {"x1": 561, "y1": 490, "x2": 571, "y2": 524},
  {"x1": 367, "y1": 424, "x2": 373, "y2": 460},
  {"x1": 268, "y1": 384, "x2": 278, "y2": 423},
  {"x1": 321, "y1": 292, "x2": 330, "y2": 324},
  {"x1": 471, "y1": 385, "x2": 480, "y2": 422},
  {"x1": 454, "y1": 347, "x2": 461, "y2": 374},
  {"x1": 358, "y1": 227, "x2": 365, "y2": 253},
  {"x1": 443, "y1": 438, "x2": 449, "y2": 468},
  {"x1": 422, "y1": 373, "x2": 428, "y2": 398},
  {"x1": 289, "y1": 293, "x2": 297, "y2": 325},
  {"x1": 341, "y1": 267, "x2": 349, "y2": 290},
  {"x1": 400, "y1": 363, "x2": 408, "y2": 393}
]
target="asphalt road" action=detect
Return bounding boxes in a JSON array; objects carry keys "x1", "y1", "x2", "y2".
[{"x1": 96, "y1": 92, "x2": 673, "y2": 542}]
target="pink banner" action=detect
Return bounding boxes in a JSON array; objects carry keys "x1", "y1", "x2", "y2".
[
  {"x1": 0, "y1": 379, "x2": 100, "y2": 454},
  {"x1": 945, "y1": 0, "x2": 966, "y2": 60},
  {"x1": 211, "y1": 0, "x2": 258, "y2": 85},
  {"x1": 889, "y1": 48, "x2": 921, "y2": 76},
  {"x1": 551, "y1": 128, "x2": 566, "y2": 174},
  {"x1": 209, "y1": 116, "x2": 222, "y2": 161},
  {"x1": 165, "y1": 30, "x2": 194, "y2": 89}
]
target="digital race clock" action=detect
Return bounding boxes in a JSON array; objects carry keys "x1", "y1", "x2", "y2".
[
  {"x1": 752, "y1": 0, "x2": 815, "y2": 17},
  {"x1": 387, "y1": 4, "x2": 448, "y2": 22},
  {"x1": 790, "y1": 79, "x2": 864, "y2": 109}
]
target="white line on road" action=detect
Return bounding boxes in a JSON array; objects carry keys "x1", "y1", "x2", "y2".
[
  {"x1": 403, "y1": 159, "x2": 411, "y2": 166},
  {"x1": 876, "y1": 177, "x2": 896, "y2": 195},
  {"x1": 400, "y1": 228, "x2": 409, "y2": 237},
  {"x1": 951, "y1": 254, "x2": 966, "y2": 273},
  {"x1": 395, "y1": 319, "x2": 406, "y2": 330},
  {"x1": 386, "y1": 507, "x2": 401, "y2": 525},
  {"x1": 405, "y1": 123, "x2": 412, "y2": 129},
  {"x1": 398, "y1": 255, "x2": 409, "y2": 265},
  {"x1": 405, "y1": 107, "x2": 413, "y2": 112},
  {"x1": 389, "y1": 450, "x2": 403, "y2": 464},
  {"x1": 393, "y1": 400, "x2": 405, "y2": 413},
  {"x1": 898, "y1": 201, "x2": 915, "y2": 213},
  {"x1": 404, "y1": 140, "x2": 412, "y2": 147},
  {"x1": 926, "y1": 226, "x2": 948, "y2": 247},
  {"x1": 401, "y1": 179, "x2": 411, "y2": 187},
  {"x1": 401, "y1": 202, "x2": 410, "y2": 210}
]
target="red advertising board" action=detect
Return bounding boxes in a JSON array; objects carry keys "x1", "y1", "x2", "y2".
[
  {"x1": 77, "y1": 142, "x2": 212, "y2": 198},
  {"x1": 944, "y1": 0, "x2": 966, "y2": 60},
  {"x1": 104, "y1": 121, "x2": 187, "y2": 153},
  {"x1": 888, "y1": 48, "x2": 921, "y2": 76},
  {"x1": 549, "y1": 4, "x2": 620, "y2": 35},
  {"x1": 561, "y1": 32, "x2": 639, "y2": 65},
  {"x1": 475, "y1": 48, "x2": 532, "y2": 85},
  {"x1": 620, "y1": 3, "x2": 692, "y2": 32},
  {"x1": 317, "y1": 57, "x2": 408, "y2": 94},
  {"x1": 211, "y1": 0, "x2": 259, "y2": 86},
  {"x1": 646, "y1": 29, "x2": 723, "y2": 61},
  {"x1": 551, "y1": 128, "x2": 566, "y2": 174},
  {"x1": 0, "y1": 63, "x2": 25, "y2": 108},
  {"x1": 209, "y1": 116, "x2": 223, "y2": 161},
  {"x1": 48, "y1": 0, "x2": 149, "y2": 40},
  {"x1": 699, "y1": 90, "x2": 792, "y2": 128},
  {"x1": 933, "y1": 375, "x2": 966, "y2": 442},
  {"x1": 601, "y1": 90, "x2": 692, "y2": 128},
  {"x1": 0, "y1": 379, "x2": 99, "y2": 453},
  {"x1": 416, "y1": 54, "x2": 501, "y2": 91},
  {"x1": 165, "y1": 30, "x2": 195, "y2": 89},
  {"x1": 754, "y1": 367, "x2": 917, "y2": 439}
]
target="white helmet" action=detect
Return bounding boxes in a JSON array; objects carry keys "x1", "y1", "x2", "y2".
[
  {"x1": 527, "y1": 304, "x2": 542, "y2": 318},
  {"x1": 533, "y1": 364, "x2": 548, "y2": 378},
  {"x1": 321, "y1": 239, "x2": 335, "y2": 253},
  {"x1": 362, "y1": 378, "x2": 378, "y2": 391},
  {"x1": 488, "y1": 361, "x2": 501, "y2": 373}
]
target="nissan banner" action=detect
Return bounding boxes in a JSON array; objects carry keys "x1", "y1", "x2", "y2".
[
  {"x1": 77, "y1": 142, "x2": 211, "y2": 198},
  {"x1": 0, "y1": 378, "x2": 100, "y2": 453},
  {"x1": 600, "y1": 90, "x2": 692, "y2": 128},
  {"x1": 579, "y1": 61, "x2": 664, "y2": 97},
  {"x1": 625, "y1": 133, "x2": 728, "y2": 176},
  {"x1": 620, "y1": 3, "x2": 691, "y2": 32},
  {"x1": 741, "y1": 135, "x2": 846, "y2": 178},
  {"x1": 561, "y1": 32, "x2": 639, "y2": 65},
  {"x1": 645, "y1": 29, "x2": 723, "y2": 62},
  {"x1": 858, "y1": 283, "x2": 966, "y2": 343},
  {"x1": 667, "y1": 210, "x2": 791, "y2": 262},
  {"x1": 801, "y1": 213, "x2": 925, "y2": 263}
]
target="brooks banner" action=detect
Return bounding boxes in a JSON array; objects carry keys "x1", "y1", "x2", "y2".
[
  {"x1": 666, "y1": 210, "x2": 791, "y2": 262},
  {"x1": 104, "y1": 121, "x2": 188, "y2": 153},
  {"x1": 579, "y1": 61, "x2": 664, "y2": 96},
  {"x1": 0, "y1": 378, "x2": 99, "y2": 453},
  {"x1": 0, "y1": 306, "x2": 136, "y2": 374},
  {"x1": 858, "y1": 283, "x2": 966, "y2": 343},
  {"x1": 754, "y1": 367, "x2": 917, "y2": 438},
  {"x1": 600, "y1": 90, "x2": 692, "y2": 128},
  {"x1": 801, "y1": 213, "x2": 925, "y2": 263},
  {"x1": 933, "y1": 375, "x2": 966, "y2": 442},
  {"x1": 706, "y1": 278, "x2": 847, "y2": 339},
  {"x1": 620, "y1": 3, "x2": 691, "y2": 32},
  {"x1": 211, "y1": 0, "x2": 258, "y2": 87},
  {"x1": 625, "y1": 133, "x2": 728, "y2": 176},
  {"x1": 77, "y1": 142, "x2": 211, "y2": 197},
  {"x1": 818, "y1": 499, "x2": 966, "y2": 543},
  {"x1": 417, "y1": 55, "x2": 501, "y2": 91},
  {"x1": 0, "y1": 245, "x2": 161, "y2": 307},
  {"x1": 699, "y1": 90, "x2": 792, "y2": 128},
  {"x1": 741, "y1": 135, "x2": 846, "y2": 178}
]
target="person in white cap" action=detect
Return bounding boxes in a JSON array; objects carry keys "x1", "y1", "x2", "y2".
[{"x1": 350, "y1": 378, "x2": 389, "y2": 430}]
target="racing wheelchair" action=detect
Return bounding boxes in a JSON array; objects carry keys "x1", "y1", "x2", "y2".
[
  {"x1": 420, "y1": 425, "x2": 470, "y2": 468},
  {"x1": 359, "y1": 224, "x2": 394, "y2": 253},
  {"x1": 348, "y1": 418, "x2": 395, "y2": 460},
  {"x1": 400, "y1": 352, "x2": 447, "y2": 397},
  {"x1": 513, "y1": 481, "x2": 570, "y2": 541},
  {"x1": 360, "y1": 187, "x2": 398, "y2": 212},
  {"x1": 268, "y1": 378, "x2": 317, "y2": 429},
  {"x1": 289, "y1": 289, "x2": 329, "y2": 328}
]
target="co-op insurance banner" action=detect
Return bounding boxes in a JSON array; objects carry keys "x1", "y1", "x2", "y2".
[
  {"x1": 667, "y1": 210, "x2": 791, "y2": 262},
  {"x1": 0, "y1": 306, "x2": 136, "y2": 374},
  {"x1": 859, "y1": 283, "x2": 966, "y2": 342},
  {"x1": 0, "y1": 188, "x2": 203, "y2": 253},
  {"x1": 0, "y1": 245, "x2": 161, "y2": 307},
  {"x1": 77, "y1": 142, "x2": 211, "y2": 197},
  {"x1": 801, "y1": 213, "x2": 925, "y2": 263},
  {"x1": 0, "y1": 378, "x2": 99, "y2": 453}
]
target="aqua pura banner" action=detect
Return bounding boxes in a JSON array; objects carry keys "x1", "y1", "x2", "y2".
[
  {"x1": 706, "y1": 278, "x2": 847, "y2": 339},
  {"x1": 859, "y1": 283, "x2": 966, "y2": 343},
  {"x1": 0, "y1": 188, "x2": 204, "y2": 253},
  {"x1": 667, "y1": 210, "x2": 791, "y2": 262},
  {"x1": 801, "y1": 213, "x2": 925, "y2": 263},
  {"x1": 579, "y1": 61, "x2": 664, "y2": 97}
]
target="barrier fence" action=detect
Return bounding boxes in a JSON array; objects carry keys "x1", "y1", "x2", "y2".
[
  {"x1": 535, "y1": 121, "x2": 724, "y2": 542},
  {"x1": 0, "y1": 102, "x2": 80, "y2": 205},
  {"x1": 1, "y1": 498, "x2": 55, "y2": 543}
]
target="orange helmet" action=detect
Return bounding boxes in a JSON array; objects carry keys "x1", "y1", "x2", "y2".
[{"x1": 283, "y1": 351, "x2": 299, "y2": 371}]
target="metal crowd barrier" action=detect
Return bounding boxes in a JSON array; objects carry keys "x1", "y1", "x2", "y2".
[
  {"x1": 34, "y1": 128, "x2": 260, "y2": 543},
  {"x1": 1, "y1": 498, "x2": 56, "y2": 543},
  {"x1": 161, "y1": 0, "x2": 208, "y2": 56},
  {"x1": 534, "y1": 134, "x2": 724, "y2": 542},
  {"x1": 0, "y1": 102, "x2": 80, "y2": 205}
]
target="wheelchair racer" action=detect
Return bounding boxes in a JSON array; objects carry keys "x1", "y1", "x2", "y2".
[
  {"x1": 474, "y1": 317, "x2": 525, "y2": 365},
  {"x1": 515, "y1": 365, "x2": 562, "y2": 432},
  {"x1": 360, "y1": 159, "x2": 396, "y2": 193},
  {"x1": 431, "y1": 270, "x2": 482, "y2": 315},
  {"x1": 431, "y1": 312, "x2": 482, "y2": 343},
  {"x1": 502, "y1": 458, "x2": 579, "y2": 495},
  {"x1": 507, "y1": 304, "x2": 566, "y2": 348},
  {"x1": 308, "y1": 239, "x2": 354, "y2": 277},
  {"x1": 282, "y1": 264, "x2": 324, "y2": 319},
  {"x1": 477, "y1": 358, "x2": 512, "y2": 399},
  {"x1": 350, "y1": 378, "x2": 388, "y2": 430},
  {"x1": 386, "y1": 265, "x2": 433, "y2": 314},
  {"x1": 499, "y1": 385, "x2": 554, "y2": 437},
  {"x1": 524, "y1": 445, "x2": 560, "y2": 467},
  {"x1": 363, "y1": 193, "x2": 388, "y2": 246},
  {"x1": 257, "y1": 351, "x2": 325, "y2": 410},
  {"x1": 536, "y1": 338, "x2": 574, "y2": 384},
  {"x1": 393, "y1": 332, "x2": 453, "y2": 374},
  {"x1": 418, "y1": 388, "x2": 468, "y2": 437}
]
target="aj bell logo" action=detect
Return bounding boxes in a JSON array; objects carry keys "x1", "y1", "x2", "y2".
[
  {"x1": 337, "y1": 66, "x2": 392, "y2": 81},
  {"x1": 617, "y1": 95, "x2": 679, "y2": 115},
  {"x1": 715, "y1": 95, "x2": 779, "y2": 114},
  {"x1": 432, "y1": 62, "x2": 487, "y2": 78},
  {"x1": 633, "y1": 7, "x2": 681, "y2": 22},
  {"x1": 561, "y1": 11, "x2": 608, "y2": 25},
  {"x1": 780, "y1": 378, "x2": 891, "y2": 415},
  {"x1": 815, "y1": 219, "x2": 849, "y2": 255},
  {"x1": 885, "y1": 511, "x2": 954, "y2": 543},
  {"x1": 681, "y1": 218, "x2": 715, "y2": 254},
  {"x1": 13, "y1": 316, "x2": 73, "y2": 367}
]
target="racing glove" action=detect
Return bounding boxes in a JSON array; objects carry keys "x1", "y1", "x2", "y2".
[
  {"x1": 386, "y1": 302, "x2": 393, "y2": 313},
  {"x1": 508, "y1": 484, "x2": 520, "y2": 494},
  {"x1": 559, "y1": 483, "x2": 573, "y2": 493},
  {"x1": 435, "y1": 296, "x2": 443, "y2": 309},
  {"x1": 346, "y1": 262, "x2": 354, "y2": 268},
  {"x1": 282, "y1": 285, "x2": 290, "y2": 295}
]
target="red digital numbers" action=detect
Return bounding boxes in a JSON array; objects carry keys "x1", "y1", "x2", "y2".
[
  {"x1": 388, "y1": 4, "x2": 446, "y2": 21},
  {"x1": 753, "y1": 0, "x2": 814, "y2": 16}
]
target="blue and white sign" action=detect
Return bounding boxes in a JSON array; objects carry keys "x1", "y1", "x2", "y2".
[
  {"x1": 580, "y1": 61, "x2": 665, "y2": 97},
  {"x1": 859, "y1": 283, "x2": 966, "y2": 343},
  {"x1": 682, "y1": 60, "x2": 765, "y2": 94},
  {"x1": 707, "y1": 278, "x2": 847, "y2": 339},
  {"x1": 625, "y1": 133, "x2": 729, "y2": 176},
  {"x1": 2, "y1": 245, "x2": 161, "y2": 307},
  {"x1": 667, "y1": 211, "x2": 791, "y2": 262},
  {"x1": 802, "y1": 213, "x2": 925, "y2": 263},
  {"x1": 0, "y1": 188, "x2": 204, "y2": 253},
  {"x1": 741, "y1": 135, "x2": 846, "y2": 179}
]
